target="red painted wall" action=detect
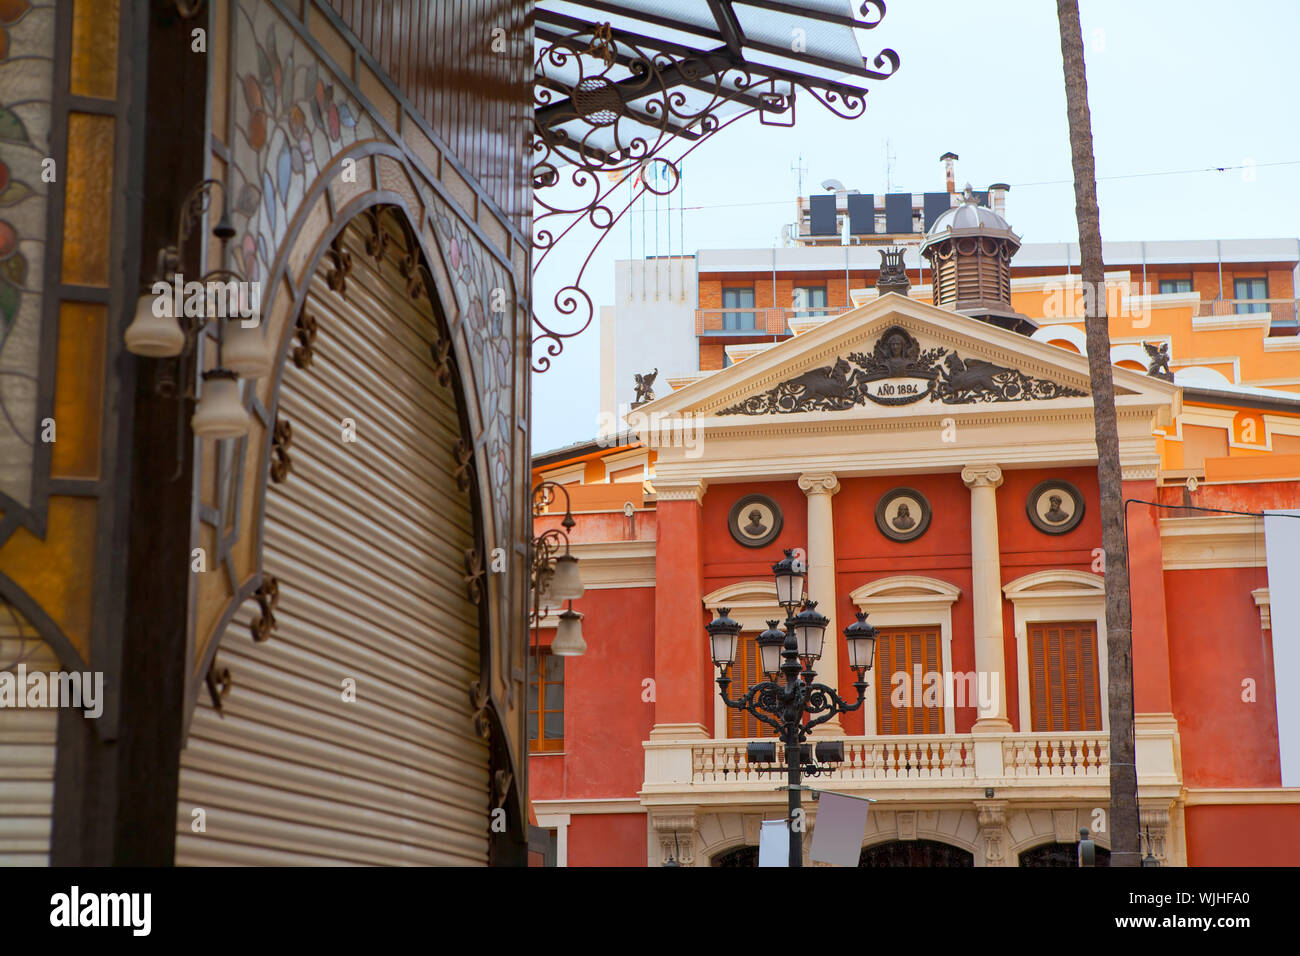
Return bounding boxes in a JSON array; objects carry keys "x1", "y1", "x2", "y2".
[
  {"x1": 1166, "y1": 567, "x2": 1279, "y2": 787},
  {"x1": 834, "y1": 473, "x2": 974, "y2": 734},
  {"x1": 528, "y1": 586, "x2": 656, "y2": 803},
  {"x1": 566, "y1": 813, "x2": 647, "y2": 867},
  {"x1": 1185, "y1": 805, "x2": 1300, "y2": 865}
]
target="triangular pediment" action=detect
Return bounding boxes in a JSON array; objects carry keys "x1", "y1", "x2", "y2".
[{"x1": 640, "y1": 294, "x2": 1178, "y2": 423}]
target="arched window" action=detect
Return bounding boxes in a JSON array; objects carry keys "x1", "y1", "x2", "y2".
[
  {"x1": 1019, "y1": 841, "x2": 1111, "y2": 867},
  {"x1": 859, "y1": 840, "x2": 974, "y2": 867},
  {"x1": 711, "y1": 845, "x2": 760, "y2": 867}
]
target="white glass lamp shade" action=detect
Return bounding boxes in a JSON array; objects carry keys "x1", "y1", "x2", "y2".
[
  {"x1": 756, "y1": 621, "x2": 788, "y2": 676},
  {"x1": 549, "y1": 554, "x2": 584, "y2": 601},
  {"x1": 124, "y1": 292, "x2": 185, "y2": 357},
  {"x1": 706, "y1": 608, "x2": 742, "y2": 668},
  {"x1": 772, "y1": 548, "x2": 806, "y2": 609},
  {"x1": 552, "y1": 608, "x2": 586, "y2": 656},
  {"x1": 192, "y1": 371, "x2": 249, "y2": 440},
  {"x1": 222, "y1": 321, "x2": 273, "y2": 379},
  {"x1": 843, "y1": 611, "x2": 878, "y2": 672},
  {"x1": 791, "y1": 601, "x2": 829, "y2": 662}
]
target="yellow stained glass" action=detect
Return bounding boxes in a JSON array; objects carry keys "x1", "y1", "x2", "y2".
[
  {"x1": 50, "y1": 302, "x2": 106, "y2": 480},
  {"x1": 61, "y1": 113, "x2": 115, "y2": 287}
]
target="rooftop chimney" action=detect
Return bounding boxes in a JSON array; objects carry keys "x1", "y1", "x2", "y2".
[{"x1": 940, "y1": 152, "x2": 959, "y2": 194}]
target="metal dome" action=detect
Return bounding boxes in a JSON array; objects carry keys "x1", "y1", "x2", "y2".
[{"x1": 922, "y1": 184, "x2": 1018, "y2": 246}]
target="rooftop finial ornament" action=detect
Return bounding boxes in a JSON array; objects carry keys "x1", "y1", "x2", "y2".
[
  {"x1": 961, "y1": 183, "x2": 978, "y2": 204},
  {"x1": 876, "y1": 247, "x2": 911, "y2": 296}
]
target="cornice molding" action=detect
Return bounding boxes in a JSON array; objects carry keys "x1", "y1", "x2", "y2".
[
  {"x1": 1159, "y1": 515, "x2": 1266, "y2": 570},
  {"x1": 650, "y1": 478, "x2": 707, "y2": 505}
]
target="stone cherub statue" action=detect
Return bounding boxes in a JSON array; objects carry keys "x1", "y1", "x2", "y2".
[{"x1": 634, "y1": 368, "x2": 659, "y2": 404}]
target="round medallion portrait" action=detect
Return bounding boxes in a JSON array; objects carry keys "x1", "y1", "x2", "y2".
[
  {"x1": 1026, "y1": 480, "x2": 1085, "y2": 535},
  {"x1": 728, "y1": 494, "x2": 783, "y2": 549},
  {"x1": 875, "y1": 488, "x2": 932, "y2": 542}
]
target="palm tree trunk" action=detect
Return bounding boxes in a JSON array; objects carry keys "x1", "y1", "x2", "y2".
[{"x1": 1056, "y1": 0, "x2": 1141, "y2": 866}]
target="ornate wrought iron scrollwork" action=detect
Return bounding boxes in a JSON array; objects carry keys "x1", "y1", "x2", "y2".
[
  {"x1": 249, "y1": 575, "x2": 279, "y2": 643},
  {"x1": 363, "y1": 206, "x2": 391, "y2": 266},
  {"x1": 453, "y1": 438, "x2": 474, "y2": 492},
  {"x1": 469, "y1": 680, "x2": 493, "y2": 739},
  {"x1": 430, "y1": 335, "x2": 453, "y2": 388},
  {"x1": 464, "y1": 548, "x2": 486, "y2": 604},
  {"x1": 270, "y1": 416, "x2": 293, "y2": 483},
  {"x1": 531, "y1": 9, "x2": 899, "y2": 372},
  {"x1": 205, "y1": 657, "x2": 232, "y2": 714},
  {"x1": 292, "y1": 312, "x2": 317, "y2": 369},
  {"x1": 325, "y1": 233, "x2": 352, "y2": 293}
]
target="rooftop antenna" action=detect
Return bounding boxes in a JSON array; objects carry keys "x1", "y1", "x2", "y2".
[
  {"x1": 884, "y1": 138, "x2": 896, "y2": 193},
  {"x1": 791, "y1": 153, "x2": 807, "y2": 197}
]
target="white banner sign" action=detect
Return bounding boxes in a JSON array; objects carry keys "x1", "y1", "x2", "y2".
[
  {"x1": 810, "y1": 792, "x2": 871, "y2": 867},
  {"x1": 758, "y1": 819, "x2": 789, "y2": 867},
  {"x1": 1265, "y1": 510, "x2": 1300, "y2": 787}
]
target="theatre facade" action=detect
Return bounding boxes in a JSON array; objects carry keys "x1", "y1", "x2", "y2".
[{"x1": 529, "y1": 204, "x2": 1300, "y2": 867}]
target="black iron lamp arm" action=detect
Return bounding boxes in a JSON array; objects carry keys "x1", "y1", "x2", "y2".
[
  {"x1": 717, "y1": 676, "x2": 806, "y2": 738},
  {"x1": 803, "y1": 679, "x2": 869, "y2": 732}
]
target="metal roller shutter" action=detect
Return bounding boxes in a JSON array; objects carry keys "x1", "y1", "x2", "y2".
[
  {"x1": 0, "y1": 619, "x2": 59, "y2": 866},
  {"x1": 177, "y1": 213, "x2": 489, "y2": 865}
]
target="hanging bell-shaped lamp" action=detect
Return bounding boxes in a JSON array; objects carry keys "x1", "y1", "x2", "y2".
[
  {"x1": 548, "y1": 553, "x2": 584, "y2": 601},
  {"x1": 222, "y1": 320, "x2": 273, "y2": 379},
  {"x1": 124, "y1": 289, "x2": 185, "y2": 357},
  {"x1": 191, "y1": 369, "x2": 249, "y2": 439},
  {"x1": 551, "y1": 605, "x2": 586, "y2": 656}
]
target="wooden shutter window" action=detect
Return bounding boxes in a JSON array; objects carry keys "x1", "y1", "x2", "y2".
[
  {"x1": 1028, "y1": 621, "x2": 1100, "y2": 732},
  {"x1": 875, "y1": 627, "x2": 944, "y2": 735},
  {"x1": 727, "y1": 633, "x2": 778, "y2": 739}
]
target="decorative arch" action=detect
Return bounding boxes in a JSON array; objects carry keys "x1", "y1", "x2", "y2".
[
  {"x1": 1002, "y1": 570, "x2": 1108, "y2": 732},
  {"x1": 859, "y1": 839, "x2": 974, "y2": 867},
  {"x1": 1031, "y1": 324, "x2": 1087, "y2": 355},
  {"x1": 1110, "y1": 344, "x2": 1152, "y2": 371},
  {"x1": 849, "y1": 576, "x2": 962, "y2": 733}
]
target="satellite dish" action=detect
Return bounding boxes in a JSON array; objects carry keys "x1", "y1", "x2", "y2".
[{"x1": 821, "y1": 178, "x2": 846, "y2": 192}]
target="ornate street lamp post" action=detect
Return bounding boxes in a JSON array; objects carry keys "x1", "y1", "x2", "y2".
[{"x1": 707, "y1": 548, "x2": 877, "y2": 867}]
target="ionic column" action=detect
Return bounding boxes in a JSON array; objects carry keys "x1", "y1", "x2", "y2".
[
  {"x1": 961, "y1": 464, "x2": 1012, "y2": 731},
  {"x1": 798, "y1": 473, "x2": 841, "y2": 734}
]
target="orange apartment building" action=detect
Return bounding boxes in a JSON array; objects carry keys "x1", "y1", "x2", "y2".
[{"x1": 537, "y1": 170, "x2": 1300, "y2": 867}]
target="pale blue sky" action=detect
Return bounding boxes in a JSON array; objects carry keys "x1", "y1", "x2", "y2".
[{"x1": 531, "y1": 0, "x2": 1300, "y2": 453}]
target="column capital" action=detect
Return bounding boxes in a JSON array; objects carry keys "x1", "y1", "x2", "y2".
[
  {"x1": 798, "y1": 472, "x2": 840, "y2": 497},
  {"x1": 961, "y1": 464, "x2": 1003, "y2": 489},
  {"x1": 652, "y1": 478, "x2": 707, "y2": 505}
]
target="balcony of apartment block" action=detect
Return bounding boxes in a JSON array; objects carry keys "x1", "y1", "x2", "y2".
[
  {"x1": 642, "y1": 720, "x2": 1181, "y2": 807},
  {"x1": 694, "y1": 306, "x2": 842, "y2": 337},
  {"x1": 1195, "y1": 298, "x2": 1300, "y2": 336}
]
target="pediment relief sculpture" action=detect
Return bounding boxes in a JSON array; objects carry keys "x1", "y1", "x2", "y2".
[{"x1": 717, "y1": 326, "x2": 1088, "y2": 415}]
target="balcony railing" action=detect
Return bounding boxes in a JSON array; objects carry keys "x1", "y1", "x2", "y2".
[
  {"x1": 694, "y1": 306, "x2": 842, "y2": 336},
  {"x1": 1196, "y1": 298, "x2": 1299, "y2": 335},
  {"x1": 684, "y1": 733, "x2": 1107, "y2": 785}
]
